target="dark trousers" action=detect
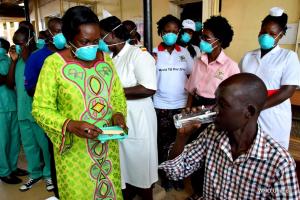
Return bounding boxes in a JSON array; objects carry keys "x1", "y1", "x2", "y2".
[
  {"x1": 156, "y1": 108, "x2": 183, "y2": 189},
  {"x1": 47, "y1": 136, "x2": 59, "y2": 198},
  {"x1": 155, "y1": 108, "x2": 182, "y2": 164}
]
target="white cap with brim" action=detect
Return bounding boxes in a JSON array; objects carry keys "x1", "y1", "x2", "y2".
[
  {"x1": 269, "y1": 7, "x2": 284, "y2": 17},
  {"x1": 182, "y1": 19, "x2": 196, "y2": 31}
]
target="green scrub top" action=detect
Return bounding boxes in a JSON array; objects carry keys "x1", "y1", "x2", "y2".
[
  {"x1": 15, "y1": 58, "x2": 34, "y2": 121},
  {"x1": 0, "y1": 55, "x2": 17, "y2": 112}
]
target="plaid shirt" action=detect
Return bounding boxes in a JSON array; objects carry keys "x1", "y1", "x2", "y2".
[{"x1": 159, "y1": 124, "x2": 300, "y2": 199}]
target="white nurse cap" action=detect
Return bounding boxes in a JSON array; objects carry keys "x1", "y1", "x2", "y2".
[{"x1": 269, "y1": 7, "x2": 284, "y2": 17}]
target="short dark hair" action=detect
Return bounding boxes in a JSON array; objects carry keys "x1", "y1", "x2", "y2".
[
  {"x1": 61, "y1": 6, "x2": 99, "y2": 42},
  {"x1": 19, "y1": 21, "x2": 35, "y2": 33},
  {"x1": 99, "y1": 16, "x2": 130, "y2": 41},
  {"x1": 13, "y1": 27, "x2": 36, "y2": 53},
  {"x1": 0, "y1": 38, "x2": 10, "y2": 52},
  {"x1": 13, "y1": 27, "x2": 32, "y2": 43},
  {"x1": 156, "y1": 14, "x2": 181, "y2": 36},
  {"x1": 47, "y1": 17, "x2": 62, "y2": 30},
  {"x1": 203, "y1": 16, "x2": 234, "y2": 49},
  {"x1": 262, "y1": 13, "x2": 288, "y2": 34}
]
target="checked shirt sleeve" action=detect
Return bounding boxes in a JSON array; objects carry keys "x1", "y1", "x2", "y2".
[
  {"x1": 271, "y1": 159, "x2": 300, "y2": 199},
  {"x1": 159, "y1": 127, "x2": 209, "y2": 180}
]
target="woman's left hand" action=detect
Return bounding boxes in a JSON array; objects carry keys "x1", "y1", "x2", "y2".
[{"x1": 112, "y1": 113, "x2": 128, "y2": 133}]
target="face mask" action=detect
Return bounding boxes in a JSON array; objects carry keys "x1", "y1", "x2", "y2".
[
  {"x1": 258, "y1": 33, "x2": 281, "y2": 50},
  {"x1": 199, "y1": 39, "x2": 218, "y2": 54},
  {"x1": 195, "y1": 22, "x2": 202, "y2": 32},
  {"x1": 181, "y1": 32, "x2": 191, "y2": 43},
  {"x1": 36, "y1": 39, "x2": 45, "y2": 49},
  {"x1": 162, "y1": 32, "x2": 178, "y2": 46},
  {"x1": 98, "y1": 24, "x2": 123, "y2": 52},
  {"x1": 70, "y1": 42, "x2": 98, "y2": 61},
  {"x1": 0, "y1": 47, "x2": 6, "y2": 56},
  {"x1": 49, "y1": 30, "x2": 66, "y2": 49},
  {"x1": 15, "y1": 45, "x2": 22, "y2": 54},
  {"x1": 98, "y1": 39, "x2": 110, "y2": 52}
]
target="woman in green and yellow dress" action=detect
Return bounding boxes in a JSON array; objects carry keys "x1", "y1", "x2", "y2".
[{"x1": 32, "y1": 6, "x2": 127, "y2": 200}]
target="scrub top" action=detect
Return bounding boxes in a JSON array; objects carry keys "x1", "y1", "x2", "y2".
[
  {"x1": 240, "y1": 45, "x2": 300, "y2": 149},
  {"x1": 0, "y1": 55, "x2": 16, "y2": 112},
  {"x1": 15, "y1": 58, "x2": 34, "y2": 121}
]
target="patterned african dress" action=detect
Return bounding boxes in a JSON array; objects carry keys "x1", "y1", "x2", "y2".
[{"x1": 32, "y1": 52, "x2": 126, "y2": 200}]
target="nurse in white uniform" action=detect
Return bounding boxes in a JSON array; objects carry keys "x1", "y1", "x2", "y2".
[
  {"x1": 240, "y1": 7, "x2": 300, "y2": 149},
  {"x1": 99, "y1": 16, "x2": 158, "y2": 200}
]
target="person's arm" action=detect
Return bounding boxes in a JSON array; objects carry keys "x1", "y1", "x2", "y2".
[
  {"x1": 272, "y1": 161, "x2": 300, "y2": 199},
  {"x1": 263, "y1": 85, "x2": 297, "y2": 110},
  {"x1": 24, "y1": 53, "x2": 37, "y2": 97},
  {"x1": 124, "y1": 50, "x2": 157, "y2": 100},
  {"x1": 264, "y1": 51, "x2": 300, "y2": 110},
  {"x1": 124, "y1": 85, "x2": 155, "y2": 100},
  {"x1": 186, "y1": 93, "x2": 194, "y2": 108},
  {"x1": 159, "y1": 119, "x2": 208, "y2": 180},
  {"x1": 6, "y1": 47, "x2": 19, "y2": 89}
]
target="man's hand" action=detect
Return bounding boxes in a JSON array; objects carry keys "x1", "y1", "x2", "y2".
[
  {"x1": 112, "y1": 112, "x2": 128, "y2": 133},
  {"x1": 9, "y1": 45, "x2": 18, "y2": 62},
  {"x1": 66, "y1": 120, "x2": 102, "y2": 139},
  {"x1": 178, "y1": 107, "x2": 202, "y2": 137}
]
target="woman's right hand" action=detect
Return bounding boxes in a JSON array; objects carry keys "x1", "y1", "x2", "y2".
[
  {"x1": 66, "y1": 120, "x2": 102, "y2": 139},
  {"x1": 9, "y1": 45, "x2": 18, "y2": 62}
]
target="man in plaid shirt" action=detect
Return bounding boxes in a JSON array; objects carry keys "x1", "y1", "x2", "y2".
[{"x1": 159, "y1": 73, "x2": 300, "y2": 199}]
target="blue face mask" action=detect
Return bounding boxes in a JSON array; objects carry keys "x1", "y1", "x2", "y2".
[
  {"x1": 0, "y1": 47, "x2": 6, "y2": 56},
  {"x1": 162, "y1": 32, "x2": 178, "y2": 46},
  {"x1": 258, "y1": 33, "x2": 280, "y2": 50},
  {"x1": 199, "y1": 39, "x2": 218, "y2": 54},
  {"x1": 98, "y1": 39, "x2": 110, "y2": 53},
  {"x1": 15, "y1": 45, "x2": 22, "y2": 54},
  {"x1": 181, "y1": 32, "x2": 192, "y2": 43},
  {"x1": 36, "y1": 39, "x2": 46, "y2": 49},
  {"x1": 195, "y1": 22, "x2": 202, "y2": 32},
  {"x1": 52, "y1": 33, "x2": 66, "y2": 49},
  {"x1": 71, "y1": 43, "x2": 98, "y2": 61}
]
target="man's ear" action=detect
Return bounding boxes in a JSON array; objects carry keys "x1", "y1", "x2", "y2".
[{"x1": 245, "y1": 104, "x2": 257, "y2": 118}]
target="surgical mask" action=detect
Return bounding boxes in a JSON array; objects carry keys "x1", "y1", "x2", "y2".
[
  {"x1": 258, "y1": 33, "x2": 281, "y2": 50},
  {"x1": 98, "y1": 39, "x2": 110, "y2": 52},
  {"x1": 0, "y1": 47, "x2": 6, "y2": 56},
  {"x1": 70, "y1": 42, "x2": 98, "y2": 61},
  {"x1": 181, "y1": 32, "x2": 191, "y2": 43},
  {"x1": 15, "y1": 45, "x2": 22, "y2": 54},
  {"x1": 49, "y1": 30, "x2": 66, "y2": 49},
  {"x1": 98, "y1": 24, "x2": 124, "y2": 52},
  {"x1": 199, "y1": 39, "x2": 218, "y2": 53},
  {"x1": 36, "y1": 39, "x2": 45, "y2": 49},
  {"x1": 162, "y1": 32, "x2": 178, "y2": 46},
  {"x1": 195, "y1": 22, "x2": 202, "y2": 32}
]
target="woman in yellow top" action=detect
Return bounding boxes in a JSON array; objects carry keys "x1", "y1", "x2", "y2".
[{"x1": 32, "y1": 6, "x2": 127, "y2": 200}]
